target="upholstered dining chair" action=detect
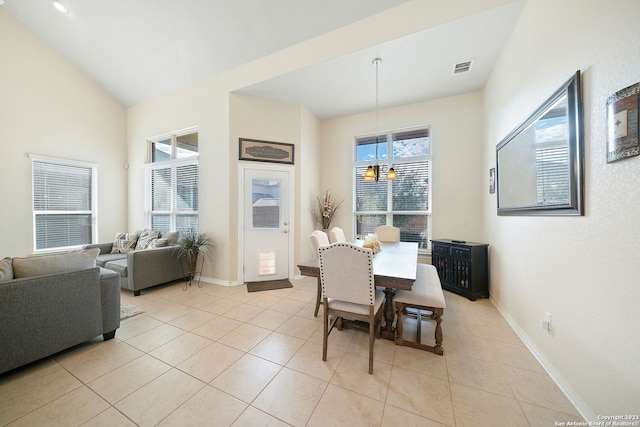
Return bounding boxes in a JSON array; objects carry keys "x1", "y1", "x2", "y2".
[
  {"x1": 328, "y1": 227, "x2": 346, "y2": 243},
  {"x1": 374, "y1": 225, "x2": 400, "y2": 242},
  {"x1": 310, "y1": 230, "x2": 330, "y2": 317},
  {"x1": 318, "y1": 242, "x2": 384, "y2": 374}
]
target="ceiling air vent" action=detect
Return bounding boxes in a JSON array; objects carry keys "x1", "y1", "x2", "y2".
[{"x1": 452, "y1": 60, "x2": 474, "y2": 75}]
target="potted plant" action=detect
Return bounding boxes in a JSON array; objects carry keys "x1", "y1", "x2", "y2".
[{"x1": 177, "y1": 229, "x2": 213, "y2": 280}]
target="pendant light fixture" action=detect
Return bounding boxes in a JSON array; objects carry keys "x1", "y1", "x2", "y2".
[{"x1": 364, "y1": 57, "x2": 396, "y2": 182}]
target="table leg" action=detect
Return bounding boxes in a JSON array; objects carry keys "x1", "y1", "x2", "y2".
[{"x1": 381, "y1": 287, "x2": 396, "y2": 340}]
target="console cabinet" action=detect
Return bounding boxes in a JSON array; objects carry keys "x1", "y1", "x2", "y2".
[{"x1": 431, "y1": 239, "x2": 489, "y2": 301}]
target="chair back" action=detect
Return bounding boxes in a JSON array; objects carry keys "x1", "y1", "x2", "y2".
[
  {"x1": 310, "y1": 230, "x2": 330, "y2": 258},
  {"x1": 328, "y1": 227, "x2": 346, "y2": 243},
  {"x1": 318, "y1": 243, "x2": 375, "y2": 306},
  {"x1": 375, "y1": 225, "x2": 400, "y2": 242}
]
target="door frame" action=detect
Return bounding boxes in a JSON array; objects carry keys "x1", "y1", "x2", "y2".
[{"x1": 238, "y1": 163, "x2": 295, "y2": 284}]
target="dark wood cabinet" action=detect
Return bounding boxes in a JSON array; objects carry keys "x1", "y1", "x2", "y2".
[{"x1": 431, "y1": 239, "x2": 489, "y2": 301}]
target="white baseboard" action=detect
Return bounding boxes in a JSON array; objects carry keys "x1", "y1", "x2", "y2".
[{"x1": 489, "y1": 294, "x2": 595, "y2": 422}]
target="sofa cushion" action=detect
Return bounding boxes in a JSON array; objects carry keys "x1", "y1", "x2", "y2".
[
  {"x1": 0, "y1": 257, "x2": 14, "y2": 282},
  {"x1": 136, "y1": 229, "x2": 161, "y2": 250},
  {"x1": 12, "y1": 248, "x2": 100, "y2": 279},
  {"x1": 162, "y1": 231, "x2": 179, "y2": 246},
  {"x1": 148, "y1": 238, "x2": 168, "y2": 248},
  {"x1": 104, "y1": 258, "x2": 128, "y2": 278},
  {"x1": 111, "y1": 233, "x2": 138, "y2": 254},
  {"x1": 96, "y1": 253, "x2": 127, "y2": 267}
]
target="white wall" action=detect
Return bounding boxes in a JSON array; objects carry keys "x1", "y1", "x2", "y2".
[
  {"x1": 0, "y1": 10, "x2": 127, "y2": 257},
  {"x1": 483, "y1": 0, "x2": 640, "y2": 417},
  {"x1": 321, "y1": 92, "x2": 485, "y2": 243}
]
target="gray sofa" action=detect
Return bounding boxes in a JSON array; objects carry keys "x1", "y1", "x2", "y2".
[
  {"x1": 0, "y1": 249, "x2": 121, "y2": 375},
  {"x1": 85, "y1": 230, "x2": 185, "y2": 296}
]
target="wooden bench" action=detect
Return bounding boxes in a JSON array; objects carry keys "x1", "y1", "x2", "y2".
[{"x1": 393, "y1": 263, "x2": 446, "y2": 355}]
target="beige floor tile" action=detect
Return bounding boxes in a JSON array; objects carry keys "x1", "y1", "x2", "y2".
[
  {"x1": 253, "y1": 367, "x2": 327, "y2": 427},
  {"x1": 55, "y1": 339, "x2": 144, "y2": 383},
  {"x1": 381, "y1": 405, "x2": 447, "y2": 427},
  {"x1": 168, "y1": 309, "x2": 217, "y2": 331},
  {"x1": 0, "y1": 359, "x2": 82, "y2": 425},
  {"x1": 87, "y1": 354, "x2": 171, "y2": 404},
  {"x1": 8, "y1": 386, "x2": 109, "y2": 427},
  {"x1": 247, "y1": 308, "x2": 292, "y2": 330},
  {"x1": 114, "y1": 315, "x2": 165, "y2": 341},
  {"x1": 445, "y1": 351, "x2": 514, "y2": 398},
  {"x1": 286, "y1": 340, "x2": 344, "y2": 382},
  {"x1": 392, "y1": 345, "x2": 448, "y2": 380},
  {"x1": 308, "y1": 383, "x2": 384, "y2": 426},
  {"x1": 286, "y1": 289, "x2": 316, "y2": 304},
  {"x1": 148, "y1": 332, "x2": 213, "y2": 366},
  {"x1": 177, "y1": 341, "x2": 243, "y2": 383},
  {"x1": 200, "y1": 297, "x2": 242, "y2": 315},
  {"x1": 211, "y1": 354, "x2": 282, "y2": 403},
  {"x1": 450, "y1": 382, "x2": 529, "y2": 426},
  {"x1": 501, "y1": 364, "x2": 581, "y2": 416},
  {"x1": 276, "y1": 315, "x2": 322, "y2": 340},
  {"x1": 443, "y1": 329, "x2": 496, "y2": 362},
  {"x1": 330, "y1": 352, "x2": 392, "y2": 401},
  {"x1": 191, "y1": 315, "x2": 243, "y2": 341},
  {"x1": 247, "y1": 293, "x2": 281, "y2": 309},
  {"x1": 490, "y1": 338, "x2": 546, "y2": 373},
  {"x1": 268, "y1": 297, "x2": 308, "y2": 315},
  {"x1": 146, "y1": 302, "x2": 194, "y2": 323},
  {"x1": 115, "y1": 368, "x2": 204, "y2": 427},
  {"x1": 348, "y1": 330, "x2": 398, "y2": 365},
  {"x1": 81, "y1": 407, "x2": 137, "y2": 427},
  {"x1": 217, "y1": 323, "x2": 272, "y2": 352},
  {"x1": 231, "y1": 406, "x2": 291, "y2": 427},
  {"x1": 249, "y1": 331, "x2": 306, "y2": 365},
  {"x1": 386, "y1": 366, "x2": 454, "y2": 425},
  {"x1": 225, "y1": 289, "x2": 260, "y2": 304},
  {"x1": 156, "y1": 385, "x2": 247, "y2": 426},
  {"x1": 124, "y1": 323, "x2": 186, "y2": 353},
  {"x1": 222, "y1": 303, "x2": 266, "y2": 322},
  {"x1": 519, "y1": 401, "x2": 585, "y2": 426}
]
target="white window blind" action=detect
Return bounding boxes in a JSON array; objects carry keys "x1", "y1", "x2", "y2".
[
  {"x1": 536, "y1": 146, "x2": 569, "y2": 204},
  {"x1": 354, "y1": 127, "x2": 432, "y2": 252},
  {"x1": 32, "y1": 158, "x2": 97, "y2": 251}
]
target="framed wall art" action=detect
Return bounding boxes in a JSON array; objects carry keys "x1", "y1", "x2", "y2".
[
  {"x1": 489, "y1": 168, "x2": 496, "y2": 194},
  {"x1": 239, "y1": 138, "x2": 294, "y2": 165},
  {"x1": 606, "y1": 82, "x2": 640, "y2": 163}
]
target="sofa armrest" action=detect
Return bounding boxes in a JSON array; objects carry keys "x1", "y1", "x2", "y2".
[
  {"x1": 126, "y1": 246, "x2": 184, "y2": 291},
  {"x1": 84, "y1": 242, "x2": 114, "y2": 255}
]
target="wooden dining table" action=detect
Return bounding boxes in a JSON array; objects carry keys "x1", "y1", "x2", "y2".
[{"x1": 297, "y1": 241, "x2": 418, "y2": 340}]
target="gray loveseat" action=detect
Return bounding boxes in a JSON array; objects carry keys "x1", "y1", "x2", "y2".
[
  {"x1": 0, "y1": 248, "x2": 121, "y2": 375},
  {"x1": 85, "y1": 230, "x2": 185, "y2": 296}
]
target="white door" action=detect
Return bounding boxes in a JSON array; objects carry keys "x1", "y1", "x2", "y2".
[{"x1": 243, "y1": 168, "x2": 291, "y2": 282}]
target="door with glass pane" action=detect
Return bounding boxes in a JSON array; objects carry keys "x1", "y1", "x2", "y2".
[{"x1": 243, "y1": 168, "x2": 290, "y2": 282}]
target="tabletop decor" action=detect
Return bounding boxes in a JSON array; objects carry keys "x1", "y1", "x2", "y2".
[
  {"x1": 363, "y1": 233, "x2": 381, "y2": 254},
  {"x1": 311, "y1": 190, "x2": 344, "y2": 231}
]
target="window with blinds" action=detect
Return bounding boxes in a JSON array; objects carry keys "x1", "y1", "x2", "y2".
[
  {"x1": 145, "y1": 130, "x2": 199, "y2": 235},
  {"x1": 354, "y1": 127, "x2": 432, "y2": 252},
  {"x1": 32, "y1": 157, "x2": 97, "y2": 251}
]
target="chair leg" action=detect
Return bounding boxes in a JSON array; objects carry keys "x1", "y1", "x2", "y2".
[
  {"x1": 368, "y1": 311, "x2": 375, "y2": 374},
  {"x1": 314, "y1": 277, "x2": 321, "y2": 317},
  {"x1": 322, "y1": 300, "x2": 328, "y2": 361}
]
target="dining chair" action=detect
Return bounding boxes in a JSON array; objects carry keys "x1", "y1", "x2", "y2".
[
  {"x1": 374, "y1": 225, "x2": 400, "y2": 242},
  {"x1": 310, "y1": 230, "x2": 330, "y2": 317},
  {"x1": 318, "y1": 242, "x2": 384, "y2": 374},
  {"x1": 328, "y1": 227, "x2": 346, "y2": 243}
]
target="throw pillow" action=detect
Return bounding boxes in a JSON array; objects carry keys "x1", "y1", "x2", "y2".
[
  {"x1": 0, "y1": 257, "x2": 14, "y2": 281},
  {"x1": 12, "y1": 248, "x2": 100, "y2": 279},
  {"x1": 148, "y1": 238, "x2": 168, "y2": 248},
  {"x1": 161, "y1": 231, "x2": 179, "y2": 246},
  {"x1": 110, "y1": 233, "x2": 139, "y2": 254},
  {"x1": 136, "y1": 229, "x2": 161, "y2": 250}
]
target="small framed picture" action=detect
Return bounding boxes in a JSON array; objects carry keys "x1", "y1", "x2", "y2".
[
  {"x1": 489, "y1": 168, "x2": 496, "y2": 194},
  {"x1": 606, "y1": 82, "x2": 639, "y2": 163},
  {"x1": 239, "y1": 138, "x2": 294, "y2": 165}
]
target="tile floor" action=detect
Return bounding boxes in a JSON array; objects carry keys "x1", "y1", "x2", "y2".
[{"x1": 0, "y1": 277, "x2": 585, "y2": 426}]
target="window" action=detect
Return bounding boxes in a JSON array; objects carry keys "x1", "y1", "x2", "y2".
[
  {"x1": 145, "y1": 130, "x2": 199, "y2": 235},
  {"x1": 354, "y1": 127, "x2": 432, "y2": 252},
  {"x1": 31, "y1": 156, "x2": 97, "y2": 251}
]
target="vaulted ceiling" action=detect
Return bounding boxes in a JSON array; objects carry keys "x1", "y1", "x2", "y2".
[{"x1": 3, "y1": 0, "x2": 526, "y2": 119}]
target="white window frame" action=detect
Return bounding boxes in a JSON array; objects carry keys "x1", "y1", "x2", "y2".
[
  {"x1": 144, "y1": 128, "x2": 199, "y2": 234},
  {"x1": 30, "y1": 154, "x2": 98, "y2": 253},
  {"x1": 353, "y1": 126, "x2": 432, "y2": 253}
]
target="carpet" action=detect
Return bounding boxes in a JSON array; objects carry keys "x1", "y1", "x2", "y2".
[
  {"x1": 120, "y1": 302, "x2": 144, "y2": 320},
  {"x1": 246, "y1": 279, "x2": 293, "y2": 292}
]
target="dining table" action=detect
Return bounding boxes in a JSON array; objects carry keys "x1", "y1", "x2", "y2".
[{"x1": 297, "y1": 241, "x2": 418, "y2": 340}]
